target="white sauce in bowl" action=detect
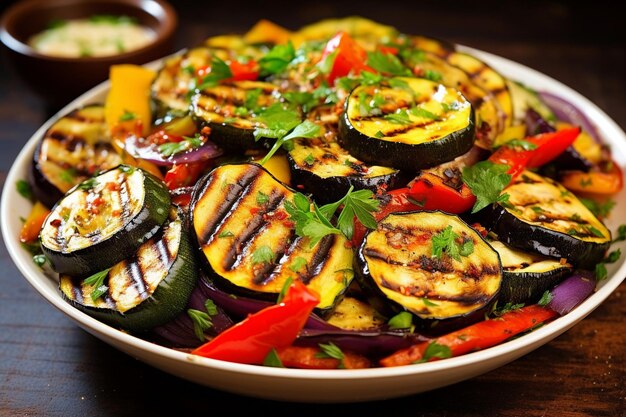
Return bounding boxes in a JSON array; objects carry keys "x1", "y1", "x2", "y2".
[{"x1": 28, "y1": 15, "x2": 155, "y2": 58}]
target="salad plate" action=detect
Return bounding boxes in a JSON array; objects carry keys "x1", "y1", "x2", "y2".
[{"x1": 2, "y1": 33, "x2": 625, "y2": 402}]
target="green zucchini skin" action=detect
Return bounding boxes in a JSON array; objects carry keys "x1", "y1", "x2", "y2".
[
  {"x1": 337, "y1": 78, "x2": 475, "y2": 172},
  {"x1": 355, "y1": 211, "x2": 502, "y2": 333},
  {"x1": 287, "y1": 138, "x2": 406, "y2": 204},
  {"x1": 40, "y1": 166, "x2": 171, "y2": 278},
  {"x1": 490, "y1": 240, "x2": 573, "y2": 305},
  {"x1": 59, "y1": 207, "x2": 198, "y2": 333},
  {"x1": 481, "y1": 170, "x2": 611, "y2": 269},
  {"x1": 189, "y1": 163, "x2": 354, "y2": 317}
]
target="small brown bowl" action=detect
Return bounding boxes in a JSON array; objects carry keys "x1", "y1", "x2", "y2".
[{"x1": 0, "y1": 0, "x2": 177, "y2": 107}]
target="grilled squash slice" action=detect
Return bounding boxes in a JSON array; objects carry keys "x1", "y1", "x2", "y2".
[
  {"x1": 356, "y1": 211, "x2": 501, "y2": 327},
  {"x1": 190, "y1": 163, "x2": 353, "y2": 316},
  {"x1": 338, "y1": 77, "x2": 475, "y2": 171},
  {"x1": 59, "y1": 207, "x2": 197, "y2": 332},
  {"x1": 482, "y1": 170, "x2": 611, "y2": 268}
]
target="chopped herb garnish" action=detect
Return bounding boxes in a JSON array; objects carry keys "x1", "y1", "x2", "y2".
[
  {"x1": 218, "y1": 230, "x2": 234, "y2": 238},
  {"x1": 182, "y1": 65, "x2": 195, "y2": 75},
  {"x1": 531, "y1": 206, "x2": 545, "y2": 213},
  {"x1": 570, "y1": 213, "x2": 582, "y2": 221},
  {"x1": 414, "y1": 341, "x2": 452, "y2": 363},
  {"x1": 187, "y1": 309, "x2": 212, "y2": 342},
  {"x1": 84, "y1": 268, "x2": 111, "y2": 301},
  {"x1": 283, "y1": 91, "x2": 317, "y2": 113},
  {"x1": 431, "y1": 226, "x2": 473, "y2": 262},
  {"x1": 441, "y1": 101, "x2": 461, "y2": 112},
  {"x1": 410, "y1": 106, "x2": 440, "y2": 120},
  {"x1": 498, "y1": 139, "x2": 538, "y2": 151},
  {"x1": 289, "y1": 257, "x2": 307, "y2": 273},
  {"x1": 538, "y1": 290, "x2": 553, "y2": 306},
  {"x1": 158, "y1": 135, "x2": 203, "y2": 157},
  {"x1": 244, "y1": 88, "x2": 263, "y2": 113},
  {"x1": 259, "y1": 42, "x2": 296, "y2": 76},
  {"x1": 462, "y1": 161, "x2": 512, "y2": 213},
  {"x1": 234, "y1": 106, "x2": 249, "y2": 116},
  {"x1": 78, "y1": 178, "x2": 99, "y2": 191},
  {"x1": 16, "y1": 179, "x2": 33, "y2": 201},
  {"x1": 388, "y1": 311, "x2": 413, "y2": 329},
  {"x1": 336, "y1": 76, "x2": 361, "y2": 92},
  {"x1": 422, "y1": 298, "x2": 439, "y2": 307},
  {"x1": 374, "y1": 130, "x2": 385, "y2": 139},
  {"x1": 605, "y1": 249, "x2": 621, "y2": 263},
  {"x1": 276, "y1": 277, "x2": 293, "y2": 304},
  {"x1": 256, "y1": 191, "x2": 270, "y2": 205},
  {"x1": 198, "y1": 56, "x2": 232, "y2": 90},
  {"x1": 366, "y1": 51, "x2": 411, "y2": 76},
  {"x1": 586, "y1": 225, "x2": 605, "y2": 238},
  {"x1": 595, "y1": 262, "x2": 608, "y2": 281},
  {"x1": 204, "y1": 299, "x2": 218, "y2": 316},
  {"x1": 303, "y1": 153, "x2": 315, "y2": 166},
  {"x1": 33, "y1": 254, "x2": 47, "y2": 267},
  {"x1": 579, "y1": 177, "x2": 592, "y2": 188},
  {"x1": 494, "y1": 302, "x2": 525, "y2": 317},
  {"x1": 613, "y1": 224, "x2": 626, "y2": 243},
  {"x1": 252, "y1": 245, "x2": 275, "y2": 265},
  {"x1": 263, "y1": 348, "x2": 285, "y2": 368},
  {"x1": 59, "y1": 168, "x2": 77, "y2": 184},
  {"x1": 315, "y1": 342, "x2": 345, "y2": 368},
  {"x1": 424, "y1": 69, "x2": 442, "y2": 82},
  {"x1": 119, "y1": 110, "x2": 137, "y2": 122},
  {"x1": 459, "y1": 240, "x2": 474, "y2": 257},
  {"x1": 580, "y1": 198, "x2": 615, "y2": 219},
  {"x1": 384, "y1": 110, "x2": 412, "y2": 124}
]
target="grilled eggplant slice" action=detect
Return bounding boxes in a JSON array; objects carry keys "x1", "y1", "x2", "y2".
[
  {"x1": 338, "y1": 77, "x2": 475, "y2": 171},
  {"x1": 356, "y1": 211, "x2": 501, "y2": 328},
  {"x1": 190, "y1": 163, "x2": 353, "y2": 316},
  {"x1": 482, "y1": 170, "x2": 611, "y2": 268},
  {"x1": 192, "y1": 80, "x2": 278, "y2": 151},
  {"x1": 59, "y1": 207, "x2": 198, "y2": 332},
  {"x1": 287, "y1": 136, "x2": 404, "y2": 204},
  {"x1": 489, "y1": 240, "x2": 573, "y2": 305},
  {"x1": 41, "y1": 165, "x2": 171, "y2": 277},
  {"x1": 30, "y1": 105, "x2": 123, "y2": 208}
]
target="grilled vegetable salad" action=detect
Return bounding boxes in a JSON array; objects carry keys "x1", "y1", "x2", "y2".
[{"x1": 17, "y1": 17, "x2": 624, "y2": 369}]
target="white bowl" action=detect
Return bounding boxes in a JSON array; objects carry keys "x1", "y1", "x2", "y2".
[{"x1": 2, "y1": 46, "x2": 625, "y2": 403}]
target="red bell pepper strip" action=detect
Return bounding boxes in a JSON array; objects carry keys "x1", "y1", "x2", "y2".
[
  {"x1": 489, "y1": 127, "x2": 580, "y2": 180},
  {"x1": 408, "y1": 172, "x2": 476, "y2": 214},
  {"x1": 228, "y1": 59, "x2": 259, "y2": 81},
  {"x1": 191, "y1": 281, "x2": 320, "y2": 364},
  {"x1": 379, "y1": 305, "x2": 558, "y2": 367},
  {"x1": 321, "y1": 31, "x2": 374, "y2": 84},
  {"x1": 351, "y1": 187, "x2": 424, "y2": 246},
  {"x1": 560, "y1": 159, "x2": 623, "y2": 195},
  {"x1": 164, "y1": 162, "x2": 207, "y2": 190},
  {"x1": 275, "y1": 346, "x2": 371, "y2": 369}
]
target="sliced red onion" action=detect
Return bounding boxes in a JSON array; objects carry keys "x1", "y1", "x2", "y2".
[
  {"x1": 525, "y1": 108, "x2": 556, "y2": 135},
  {"x1": 547, "y1": 272, "x2": 596, "y2": 316},
  {"x1": 124, "y1": 135, "x2": 224, "y2": 167},
  {"x1": 295, "y1": 328, "x2": 427, "y2": 357},
  {"x1": 538, "y1": 91, "x2": 602, "y2": 142}
]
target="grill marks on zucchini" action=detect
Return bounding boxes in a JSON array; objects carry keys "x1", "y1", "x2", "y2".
[
  {"x1": 41, "y1": 166, "x2": 171, "y2": 277},
  {"x1": 59, "y1": 207, "x2": 199, "y2": 332},
  {"x1": 287, "y1": 136, "x2": 402, "y2": 203},
  {"x1": 339, "y1": 77, "x2": 474, "y2": 171},
  {"x1": 31, "y1": 105, "x2": 123, "y2": 207},
  {"x1": 191, "y1": 163, "x2": 353, "y2": 314},
  {"x1": 484, "y1": 170, "x2": 611, "y2": 267},
  {"x1": 356, "y1": 212, "x2": 501, "y2": 323}
]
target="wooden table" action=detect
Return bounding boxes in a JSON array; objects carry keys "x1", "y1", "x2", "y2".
[{"x1": 1, "y1": 1, "x2": 623, "y2": 415}]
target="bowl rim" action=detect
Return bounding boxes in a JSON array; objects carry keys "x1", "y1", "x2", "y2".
[{"x1": 0, "y1": 0, "x2": 177, "y2": 62}]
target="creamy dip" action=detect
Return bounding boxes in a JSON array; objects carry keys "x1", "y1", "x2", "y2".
[{"x1": 28, "y1": 15, "x2": 155, "y2": 58}]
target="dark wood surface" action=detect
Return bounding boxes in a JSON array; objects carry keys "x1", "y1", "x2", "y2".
[{"x1": 1, "y1": 1, "x2": 624, "y2": 415}]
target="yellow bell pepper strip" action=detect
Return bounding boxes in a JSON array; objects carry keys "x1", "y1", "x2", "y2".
[
  {"x1": 105, "y1": 64, "x2": 156, "y2": 137},
  {"x1": 244, "y1": 19, "x2": 292, "y2": 45},
  {"x1": 19, "y1": 202, "x2": 50, "y2": 243}
]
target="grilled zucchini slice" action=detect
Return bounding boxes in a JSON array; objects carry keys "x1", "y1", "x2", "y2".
[
  {"x1": 30, "y1": 105, "x2": 123, "y2": 208},
  {"x1": 489, "y1": 240, "x2": 573, "y2": 305},
  {"x1": 190, "y1": 163, "x2": 353, "y2": 316},
  {"x1": 59, "y1": 207, "x2": 197, "y2": 332},
  {"x1": 507, "y1": 79, "x2": 556, "y2": 124},
  {"x1": 356, "y1": 211, "x2": 501, "y2": 327},
  {"x1": 482, "y1": 170, "x2": 610, "y2": 268},
  {"x1": 41, "y1": 165, "x2": 171, "y2": 277},
  {"x1": 338, "y1": 77, "x2": 475, "y2": 171},
  {"x1": 287, "y1": 136, "x2": 403, "y2": 204}
]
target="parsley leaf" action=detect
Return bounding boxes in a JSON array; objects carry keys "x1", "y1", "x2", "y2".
[
  {"x1": 410, "y1": 106, "x2": 440, "y2": 120},
  {"x1": 414, "y1": 342, "x2": 452, "y2": 363},
  {"x1": 263, "y1": 348, "x2": 284, "y2": 368},
  {"x1": 204, "y1": 299, "x2": 218, "y2": 316},
  {"x1": 315, "y1": 342, "x2": 345, "y2": 368},
  {"x1": 366, "y1": 51, "x2": 411, "y2": 76},
  {"x1": 289, "y1": 257, "x2": 307, "y2": 273},
  {"x1": 388, "y1": 312, "x2": 413, "y2": 329},
  {"x1": 187, "y1": 309, "x2": 212, "y2": 342},
  {"x1": 16, "y1": 179, "x2": 33, "y2": 201},
  {"x1": 384, "y1": 110, "x2": 412, "y2": 124},
  {"x1": 283, "y1": 91, "x2": 317, "y2": 113},
  {"x1": 252, "y1": 245, "x2": 275, "y2": 265},
  {"x1": 259, "y1": 42, "x2": 295, "y2": 76},
  {"x1": 336, "y1": 188, "x2": 379, "y2": 239},
  {"x1": 256, "y1": 191, "x2": 270, "y2": 205},
  {"x1": 538, "y1": 290, "x2": 553, "y2": 306},
  {"x1": 158, "y1": 135, "x2": 203, "y2": 157},
  {"x1": 495, "y1": 139, "x2": 538, "y2": 151},
  {"x1": 494, "y1": 302, "x2": 525, "y2": 317},
  {"x1": 218, "y1": 230, "x2": 234, "y2": 238},
  {"x1": 612, "y1": 224, "x2": 626, "y2": 243},
  {"x1": 462, "y1": 161, "x2": 512, "y2": 213},
  {"x1": 119, "y1": 110, "x2": 137, "y2": 122},
  {"x1": 580, "y1": 198, "x2": 615, "y2": 219},
  {"x1": 423, "y1": 69, "x2": 442, "y2": 82},
  {"x1": 431, "y1": 226, "x2": 460, "y2": 261},
  {"x1": 595, "y1": 262, "x2": 608, "y2": 281},
  {"x1": 78, "y1": 178, "x2": 99, "y2": 191},
  {"x1": 197, "y1": 56, "x2": 232, "y2": 90},
  {"x1": 84, "y1": 268, "x2": 111, "y2": 301}
]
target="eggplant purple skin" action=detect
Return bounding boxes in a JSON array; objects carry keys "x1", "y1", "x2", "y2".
[
  {"x1": 337, "y1": 106, "x2": 476, "y2": 172},
  {"x1": 200, "y1": 122, "x2": 273, "y2": 153},
  {"x1": 480, "y1": 203, "x2": 610, "y2": 269},
  {"x1": 29, "y1": 139, "x2": 64, "y2": 208},
  {"x1": 287, "y1": 153, "x2": 408, "y2": 204},
  {"x1": 353, "y1": 211, "x2": 500, "y2": 336},
  {"x1": 500, "y1": 264, "x2": 572, "y2": 305}
]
